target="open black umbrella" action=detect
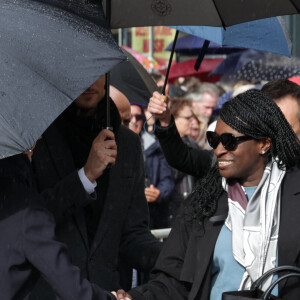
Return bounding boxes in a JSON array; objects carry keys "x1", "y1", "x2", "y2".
[
  {"x1": 230, "y1": 54, "x2": 300, "y2": 81},
  {"x1": 103, "y1": 0, "x2": 300, "y2": 29},
  {"x1": 0, "y1": 0, "x2": 126, "y2": 158},
  {"x1": 110, "y1": 49, "x2": 158, "y2": 107}
]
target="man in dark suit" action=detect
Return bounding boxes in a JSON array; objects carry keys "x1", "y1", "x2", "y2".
[
  {"x1": 0, "y1": 154, "x2": 118, "y2": 300},
  {"x1": 30, "y1": 75, "x2": 162, "y2": 299}
]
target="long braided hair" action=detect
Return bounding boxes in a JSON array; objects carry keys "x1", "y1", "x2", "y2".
[{"x1": 184, "y1": 89, "x2": 300, "y2": 227}]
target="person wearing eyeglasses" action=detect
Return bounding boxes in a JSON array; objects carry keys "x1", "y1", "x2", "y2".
[
  {"x1": 129, "y1": 104, "x2": 174, "y2": 230},
  {"x1": 121, "y1": 89, "x2": 300, "y2": 300},
  {"x1": 166, "y1": 98, "x2": 201, "y2": 226}
]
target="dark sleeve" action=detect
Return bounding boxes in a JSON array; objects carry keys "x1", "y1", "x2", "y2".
[
  {"x1": 154, "y1": 116, "x2": 213, "y2": 178},
  {"x1": 39, "y1": 170, "x2": 96, "y2": 224},
  {"x1": 128, "y1": 216, "x2": 191, "y2": 300},
  {"x1": 119, "y1": 134, "x2": 163, "y2": 272},
  {"x1": 22, "y1": 205, "x2": 116, "y2": 300},
  {"x1": 32, "y1": 136, "x2": 95, "y2": 224},
  {"x1": 154, "y1": 150, "x2": 174, "y2": 204}
]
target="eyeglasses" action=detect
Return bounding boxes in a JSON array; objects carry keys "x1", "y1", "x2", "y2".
[
  {"x1": 176, "y1": 114, "x2": 194, "y2": 121},
  {"x1": 130, "y1": 114, "x2": 144, "y2": 122},
  {"x1": 206, "y1": 131, "x2": 254, "y2": 151}
]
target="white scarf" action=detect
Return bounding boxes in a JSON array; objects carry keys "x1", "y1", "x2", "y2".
[{"x1": 223, "y1": 159, "x2": 285, "y2": 291}]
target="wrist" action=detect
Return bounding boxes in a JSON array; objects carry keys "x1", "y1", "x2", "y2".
[
  {"x1": 159, "y1": 114, "x2": 172, "y2": 127},
  {"x1": 83, "y1": 166, "x2": 96, "y2": 183}
]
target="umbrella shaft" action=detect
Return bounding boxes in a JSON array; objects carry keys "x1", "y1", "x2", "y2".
[{"x1": 162, "y1": 30, "x2": 179, "y2": 95}]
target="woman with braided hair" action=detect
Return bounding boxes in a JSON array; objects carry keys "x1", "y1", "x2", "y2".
[{"x1": 125, "y1": 89, "x2": 300, "y2": 300}]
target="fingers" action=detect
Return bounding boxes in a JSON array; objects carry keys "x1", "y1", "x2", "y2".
[
  {"x1": 115, "y1": 289, "x2": 132, "y2": 300},
  {"x1": 94, "y1": 129, "x2": 115, "y2": 143},
  {"x1": 148, "y1": 92, "x2": 167, "y2": 115},
  {"x1": 145, "y1": 185, "x2": 160, "y2": 202},
  {"x1": 84, "y1": 130, "x2": 118, "y2": 181}
]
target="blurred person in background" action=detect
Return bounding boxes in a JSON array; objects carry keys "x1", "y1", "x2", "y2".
[
  {"x1": 186, "y1": 82, "x2": 220, "y2": 122},
  {"x1": 262, "y1": 79, "x2": 300, "y2": 140},
  {"x1": 188, "y1": 107, "x2": 211, "y2": 150},
  {"x1": 167, "y1": 98, "x2": 201, "y2": 225},
  {"x1": 129, "y1": 104, "x2": 174, "y2": 229},
  {"x1": 110, "y1": 85, "x2": 131, "y2": 127}
]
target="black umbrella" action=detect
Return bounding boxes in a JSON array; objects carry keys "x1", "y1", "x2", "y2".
[
  {"x1": 0, "y1": 0, "x2": 126, "y2": 159},
  {"x1": 110, "y1": 49, "x2": 158, "y2": 107},
  {"x1": 230, "y1": 54, "x2": 300, "y2": 81},
  {"x1": 103, "y1": 0, "x2": 300, "y2": 29}
]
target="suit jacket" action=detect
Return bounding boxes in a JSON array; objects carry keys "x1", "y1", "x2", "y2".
[
  {"x1": 30, "y1": 124, "x2": 162, "y2": 299},
  {"x1": 129, "y1": 167, "x2": 300, "y2": 300},
  {"x1": 0, "y1": 154, "x2": 115, "y2": 300}
]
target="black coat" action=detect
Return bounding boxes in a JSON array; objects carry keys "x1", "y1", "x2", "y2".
[
  {"x1": 0, "y1": 154, "x2": 115, "y2": 300},
  {"x1": 30, "y1": 123, "x2": 162, "y2": 299},
  {"x1": 129, "y1": 168, "x2": 300, "y2": 300},
  {"x1": 154, "y1": 117, "x2": 213, "y2": 178}
]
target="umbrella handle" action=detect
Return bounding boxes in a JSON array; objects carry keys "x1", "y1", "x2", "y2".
[{"x1": 161, "y1": 30, "x2": 179, "y2": 95}]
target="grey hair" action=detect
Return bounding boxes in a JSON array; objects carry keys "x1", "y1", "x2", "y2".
[{"x1": 185, "y1": 83, "x2": 220, "y2": 103}]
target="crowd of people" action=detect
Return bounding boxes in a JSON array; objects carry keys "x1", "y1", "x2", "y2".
[{"x1": 1, "y1": 31, "x2": 300, "y2": 300}]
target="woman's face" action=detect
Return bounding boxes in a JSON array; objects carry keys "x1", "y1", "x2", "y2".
[
  {"x1": 214, "y1": 119, "x2": 269, "y2": 187},
  {"x1": 174, "y1": 105, "x2": 195, "y2": 137}
]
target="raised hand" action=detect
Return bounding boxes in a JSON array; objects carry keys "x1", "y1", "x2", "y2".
[{"x1": 148, "y1": 91, "x2": 171, "y2": 127}]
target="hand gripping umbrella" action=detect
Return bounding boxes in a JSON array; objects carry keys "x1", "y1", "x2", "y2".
[{"x1": 0, "y1": 0, "x2": 126, "y2": 159}]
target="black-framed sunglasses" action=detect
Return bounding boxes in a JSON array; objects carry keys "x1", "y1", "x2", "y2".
[
  {"x1": 206, "y1": 131, "x2": 254, "y2": 151},
  {"x1": 130, "y1": 114, "x2": 144, "y2": 122}
]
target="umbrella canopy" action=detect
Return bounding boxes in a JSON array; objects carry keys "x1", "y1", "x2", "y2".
[
  {"x1": 211, "y1": 49, "x2": 266, "y2": 75},
  {"x1": 103, "y1": 0, "x2": 300, "y2": 29},
  {"x1": 110, "y1": 49, "x2": 158, "y2": 107},
  {"x1": 172, "y1": 17, "x2": 292, "y2": 57},
  {"x1": 231, "y1": 54, "x2": 300, "y2": 81},
  {"x1": 165, "y1": 35, "x2": 243, "y2": 55},
  {"x1": 0, "y1": 0, "x2": 126, "y2": 158},
  {"x1": 160, "y1": 58, "x2": 224, "y2": 83}
]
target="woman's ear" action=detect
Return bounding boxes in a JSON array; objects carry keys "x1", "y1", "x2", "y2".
[{"x1": 260, "y1": 137, "x2": 272, "y2": 155}]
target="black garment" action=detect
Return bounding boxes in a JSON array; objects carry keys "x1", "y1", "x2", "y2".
[
  {"x1": 142, "y1": 132, "x2": 174, "y2": 229},
  {"x1": 128, "y1": 168, "x2": 300, "y2": 300},
  {"x1": 55, "y1": 95, "x2": 120, "y2": 169},
  {"x1": 30, "y1": 104, "x2": 162, "y2": 299},
  {"x1": 154, "y1": 116, "x2": 213, "y2": 178},
  {"x1": 168, "y1": 136, "x2": 199, "y2": 226},
  {"x1": 0, "y1": 154, "x2": 115, "y2": 300}
]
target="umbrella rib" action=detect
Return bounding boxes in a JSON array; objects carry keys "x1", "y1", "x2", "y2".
[{"x1": 211, "y1": 0, "x2": 226, "y2": 29}]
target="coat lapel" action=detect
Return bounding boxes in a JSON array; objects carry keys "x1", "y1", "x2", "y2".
[
  {"x1": 43, "y1": 125, "x2": 90, "y2": 250},
  {"x1": 188, "y1": 192, "x2": 228, "y2": 300},
  {"x1": 278, "y1": 168, "x2": 300, "y2": 291},
  {"x1": 89, "y1": 129, "x2": 132, "y2": 256}
]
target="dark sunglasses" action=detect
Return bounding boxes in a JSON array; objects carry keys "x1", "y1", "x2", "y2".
[
  {"x1": 206, "y1": 131, "x2": 254, "y2": 151},
  {"x1": 130, "y1": 114, "x2": 144, "y2": 121}
]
